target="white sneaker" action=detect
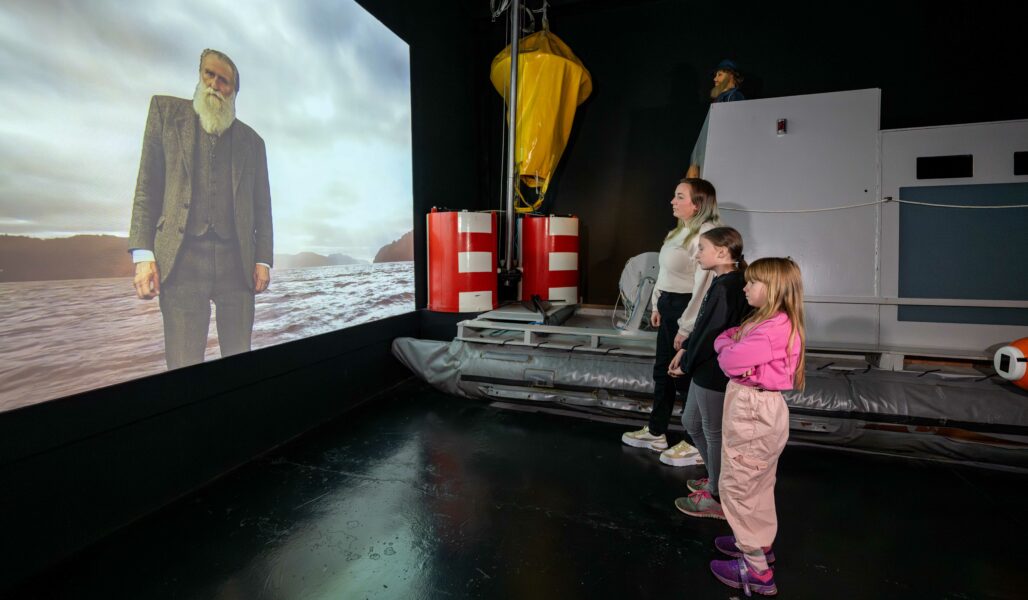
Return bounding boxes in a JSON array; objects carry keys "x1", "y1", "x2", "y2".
[
  {"x1": 621, "y1": 427, "x2": 669, "y2": 451},
  {"x1": 660, "y1": 441, "x2": 703, "y2": 466}
]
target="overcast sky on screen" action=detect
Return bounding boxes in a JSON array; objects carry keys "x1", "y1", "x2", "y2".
[{"x1": 0, "y1": 0, "x2": 412, "y2": 260}]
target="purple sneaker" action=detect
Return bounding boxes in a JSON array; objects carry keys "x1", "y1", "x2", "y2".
[
  {"x1": 714, "y1": 535, "x2": 776, "y2": 564},
  {"x1": 710, "y1": 557, "x2": 777, "y2": 596}
]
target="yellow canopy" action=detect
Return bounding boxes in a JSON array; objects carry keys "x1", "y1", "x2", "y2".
[{"x1": 491, "y1": 30, "x2": 592, "y2": 212}]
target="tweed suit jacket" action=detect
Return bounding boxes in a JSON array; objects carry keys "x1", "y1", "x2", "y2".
[{"x1": 128, "y1": 95, "x2": 273, "y2": 289}]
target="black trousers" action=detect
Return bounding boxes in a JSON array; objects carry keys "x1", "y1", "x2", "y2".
[
  {"x1": 159, "y1": 235, "x2": 255, "y2": 370},
  {"x1": 648, "y1": 291, "x2": 693, "y2": 435}
]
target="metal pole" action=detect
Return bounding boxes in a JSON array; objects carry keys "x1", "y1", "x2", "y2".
[{"x1": 503, "y1": 0, "x2": 520, "y2": 273}]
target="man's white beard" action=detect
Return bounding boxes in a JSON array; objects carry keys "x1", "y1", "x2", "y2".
[{"x1": 192, "y1": 82, "x2": 236, "y2": 135}]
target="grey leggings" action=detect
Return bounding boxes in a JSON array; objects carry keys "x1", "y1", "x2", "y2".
[{"x1": 681, "y1": 381, "x2": 726, "y2": 496}]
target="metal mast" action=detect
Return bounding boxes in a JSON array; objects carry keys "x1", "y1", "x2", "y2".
[{"x1": 500, "y1": 0, "x2": 522, "y2": 293}]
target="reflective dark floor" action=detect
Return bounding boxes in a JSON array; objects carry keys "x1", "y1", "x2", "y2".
[{"x1": 11, "y1": 379, "x2": 1027, "y2": 599}]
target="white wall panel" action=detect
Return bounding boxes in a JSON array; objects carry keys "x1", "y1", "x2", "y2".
[{"x1": 702, "y1": 89, "x2": 881, "y2": 347}]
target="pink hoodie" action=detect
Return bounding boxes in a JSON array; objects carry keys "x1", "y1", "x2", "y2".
[{"x1": 714, "y1": 312, "x2": 802, "y2": 391}]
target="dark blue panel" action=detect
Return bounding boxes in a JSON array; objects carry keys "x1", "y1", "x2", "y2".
[
  {"x1": 898, "y1": 306, "x2": 1027, "y2": 326},
  {"x1": 898, "y1": 183, "x2": 1028, "y2": 325}
]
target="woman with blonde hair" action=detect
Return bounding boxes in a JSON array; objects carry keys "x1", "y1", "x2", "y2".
[{"x1": 621, "y1": 178, "x2": 721, "y2": 467}]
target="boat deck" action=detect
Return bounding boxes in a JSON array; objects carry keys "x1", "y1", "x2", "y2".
[{"x1": 9, "y1": 379, "x2": 1026, "y2": 599}]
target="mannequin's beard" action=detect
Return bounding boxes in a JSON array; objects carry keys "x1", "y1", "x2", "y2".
[
  {"x1": 192, "y1": 82, "x2": 236, "y2": 135},
  {"x1": 709, "y1": 78, "x2": 733, "y2": 100}
]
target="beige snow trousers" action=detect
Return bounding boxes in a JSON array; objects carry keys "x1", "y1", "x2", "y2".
[{"x1": 719, "y1": 380, "x2": 790, "y2": 555}]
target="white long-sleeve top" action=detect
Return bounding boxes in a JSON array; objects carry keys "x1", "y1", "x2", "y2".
[{"x1": 651, "y1": 221, "x2": 717, "y2": 337}]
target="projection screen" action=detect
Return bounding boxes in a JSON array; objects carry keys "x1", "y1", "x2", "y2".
[{"x1": 0, "y1": 0, "x2": 414, "y2": 411}]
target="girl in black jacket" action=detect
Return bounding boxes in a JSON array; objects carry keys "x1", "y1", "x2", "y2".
[{"x1": 668, "y1": 227, "x2": 751, "y2": 519}]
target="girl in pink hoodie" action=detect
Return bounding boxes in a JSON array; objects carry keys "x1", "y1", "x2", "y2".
[{"x1": 708, "y1": 257, "x2": 806, "y2": 597}]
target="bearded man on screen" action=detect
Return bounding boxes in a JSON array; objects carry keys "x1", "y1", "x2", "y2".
[{"x1": 128, "y1": 48, "x2": 274, "y2": 370}]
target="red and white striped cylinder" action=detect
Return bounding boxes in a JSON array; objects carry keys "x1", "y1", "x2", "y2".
[
  {"x1": 519, "y1": 215, "x2": 579, "y2": 305},
  {"x1": 427, "y1": 209, "x2": 498, "y2": 313}
]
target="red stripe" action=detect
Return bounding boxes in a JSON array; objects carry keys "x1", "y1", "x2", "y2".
[
  {"x1": 458, "y1": 232, "x2": 499, "y2": 253},
  {"x1": 522, "y1": 272, "x2": 578, "y2": 298},
  {"x1": 548, "y1": 236, "x2": 579, "y2": 253},
  {"x1": 543, "y1": 271, "x2": 579, "y2": 288},
  {"x1": 458, "y1": 271, "x2": 498, "y2": 291}
]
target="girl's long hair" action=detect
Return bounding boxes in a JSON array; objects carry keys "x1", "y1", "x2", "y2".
[
  {"x1": 665, "y1": 178, "x2": 722, "y2": 248},
  {"x1": 700, "y1": 226, "x2": 748, "y2": 272},
  {"x1": 735, "y1": 257, "x2": 806, "y2": 390}
]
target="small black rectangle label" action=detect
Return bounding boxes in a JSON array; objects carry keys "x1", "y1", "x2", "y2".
[
  {"x1": 1015, "y1": 151, "x2": 1028, "y2": 176},
  {"x1": 916, "y1": 155, "x2": 973, "y2": 179}
]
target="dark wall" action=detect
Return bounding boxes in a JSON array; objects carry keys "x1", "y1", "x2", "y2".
[
  {"x1": 471, "y1": 0, "x2": 1027, "y2": 303},
  {"x1": 363, "y1": 0, "x2": 485, "y2": 308},
  {"x1": 0, "y1": 0, "x2": 480, "y2": 591}
]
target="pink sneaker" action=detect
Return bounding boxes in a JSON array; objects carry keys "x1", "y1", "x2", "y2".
[
  {"x1": 686, "y1": 477, "x2": 709, "y2": 493},
  {"x1": 673, "y1": 490, "x2": 725, "y2": 520}
]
